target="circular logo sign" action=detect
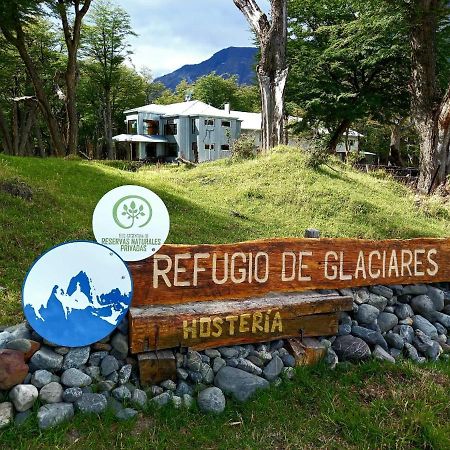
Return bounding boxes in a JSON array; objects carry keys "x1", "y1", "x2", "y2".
[
  {"x1": 22, "y1": 241, "x2": 133, "y2": 347},
  {"x1": 92, "y1": 185, "x2": 170, "y2": 261}
]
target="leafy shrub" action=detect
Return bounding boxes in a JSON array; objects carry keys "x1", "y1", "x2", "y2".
[
  {"x1": 231, "y1": 135, "x2": 257, "y2": 161},
  {"x1": 303, "y1": 138, "x2": 329, "y2": 169},
  {"x1": 98, "y1": 160, "x2": 143, "y2": 172}
]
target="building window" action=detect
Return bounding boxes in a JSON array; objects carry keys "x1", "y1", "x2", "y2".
[
  {"x1": 221, "y1": 144, "x2": 230, "y2": 151},
  {"x1": 191, "y1": 119, "x2": 198, "y2": 134},
  {"x1": 166, "y1": 143, "x2": 178, "y2": 157},
  {"x1": 143, "y1": 120, "x2": 159, "y2": 135},
  {"x1": 127, "y1": 120, "x2": 137, "y2": 135},
  {"x1": 164, "y1": 119, "x2": 177, "y2": 135},
  {"x1": 205, "y1": 144, "x2": 215, "y2": 150},
  {"x1": 204, "y1": 118, "x2": 214, "y2": 126},
  {"x1": 221, "y1": 120, "x2": 231, "y2": 127}
]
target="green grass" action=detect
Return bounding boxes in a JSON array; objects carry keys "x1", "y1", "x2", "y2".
[
  {"x1": 1, "y1": 148, "x2": 450, "y2": 449},
  {"x1": 1, "y1": 360, "x2": 449, "y2": 449},
  {"x1": 1, "y1": 147, "x2": 449, "y2": 325}
]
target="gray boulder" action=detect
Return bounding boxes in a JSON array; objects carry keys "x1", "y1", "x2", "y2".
[
  {"x1": 100, "y1": 355, "x2": 119, "y2": 377},
  {"x1": 351, "y1": 326, "x2": 388, "y2": 351},
  {"x1": 150, "y1": 392, "x2": 171, "y2": 407},
  {"x1": 412, "y1": 316, "x2": 438, "y2": 339},
  {"x1": 39, "y1": 382, "x2": 63, "y2": 404},
  {"x1": 394, "y1": 304, "x2": 414, "y2": 320},
  {"x1": 37, "y1": 403, "x2": 74, "y2": 430},
  {"x1": 263, "y1": 355, "x2": 284, "y2": 381},
  {"x1": 385, "y1": 333, "x2": 405, "y2": 350},
  {"x1": 186, "y1": 351, "x2": 202, "y2": 371},
  {"x1": 116, "y1": 408, "x2": 138, "y2": 421},
  {"x1": 393, "y1": 324, "x2": 415, "y2": 343},
  {"x1": 9, "y1": 384, "x2": 38, "y2": 412},
  {"x1": 366, "y1": 294, "x2": 388, "y2": 311},
  {"x1": 0, "y1": 331, "x2": 12, "y2": 349},
  {"x1": 0, "y1": 402, "x2": 13, "y2": 429},
  {"x1": 75, "y1": 393, "x2": 107, "y2": 414},
  {"x1": 410, "y1": 295, "x2": 435, "y2": 315},
  {"x1": 413, "y1": 331, "x2": 441, "y2": 360},
  {"x1": 218, "y1": 347, "x2": 239, "y2": 359},
  {"x1": 332, "y1": 335, "x2": 371, "y2": 362},
  {"x1": 112, "y1": 386, "x2": 131, "y2": 401},
  {"x1": 356, "y1": 304, "x2": 380, "y2": 324},
  {"x1": 214, "y1": 366, "x2": 269, "y2": 402},
  {"x1": 131, "y1": 389, "x2": 147, "y2": 409},
  {"x1": 31, "y1": 369, "x2": 52, "y2": 388},
  {"x1": 373, "y1": 345, "x2": 396, "y2": 363},
  {"x1": 61, "y1": 368, "x2": 92, "y2": 388},
  {"x1": 369, "y1": 285, "x2": 394, "y2": 299},
  {"x1": 426, "y1": 287, "x2": 445, "y2": 311},
  {"x1": 212, "y1": 357, "x2": 226, "y2": 373},
  {"x1": 198, "y1": 387, "x2": 226, "y2": 414},
  {"x1": 63, "y1": 387, "x2": 83, "y2": 403},
  {"x1": 111, "y1": 332, "x2": 129, "y2": 355},
  {"x1": 30, "y1": 347, "x2": 63, "y2": 372},
  {"x1": 377, "y1": 312, "x2": 398, "y2": 333},
  {"x1": 404, "y1": 343, "x2": 426, "y2": 363},
  {"x1": 62, "y1": 347, "x2": 90, "y2": 370},
  {"x1": 403, "y1": 285, "x2": 428, "y2": 295}
]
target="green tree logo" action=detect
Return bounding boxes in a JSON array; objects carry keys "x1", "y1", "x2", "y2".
[{"x1": 112, "y1": 195, "x2": 152, "y2": 229}]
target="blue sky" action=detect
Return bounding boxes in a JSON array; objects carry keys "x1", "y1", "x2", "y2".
[{"x1": 116, "y1": 0, "x2": 268, "y2": 77}]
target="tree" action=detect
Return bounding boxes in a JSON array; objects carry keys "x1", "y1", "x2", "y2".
[
  {"x1": 233, "y1": 0, "x2": 288, "y2": 150},
  {"x1": 407, "y1": 0, "x2": 450, "y2": 193},
  {"x1": 287, "y1": 0, "x2": 410, "y2": 153},
  {"x1": 82, "y1": 0, "x2": 136, "y2": 159}
]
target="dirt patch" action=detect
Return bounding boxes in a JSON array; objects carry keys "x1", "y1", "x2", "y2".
[{"x1": 0, "y1": 180, "x2": 33, "y2": 201}]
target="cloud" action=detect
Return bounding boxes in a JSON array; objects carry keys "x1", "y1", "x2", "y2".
[{"x1": 117, "y1": 0, "x2": 266, "y2": 77}]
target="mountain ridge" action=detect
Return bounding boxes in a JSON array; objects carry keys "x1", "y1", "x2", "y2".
[{"x1": 155, "y1": 46, "x2": 258, "y2": 90}]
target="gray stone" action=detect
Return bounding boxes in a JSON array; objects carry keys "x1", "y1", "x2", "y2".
[
  {"x1": 107, "y1": 397, "x2": 124, "y2": 413},
  {"x1": 171, "y1": 395, "x2": 182, "y2": 409},
  {"x1": 373, "y1": 345, "x2": 396, "y2": 363},
  {"x1": 63, "y1": 387, "x2": 83, "y2": 403},
  {"x1": 411, "y1": 295, "x2": 436, "y2": 316},
  {"x1": 0, "y1": 402, "x2": 13, "y2": 429},
  {"x1": 394, "y1": 304, "x2": 414, "y2": 320},
  {"x1": 175, "y1": 381, "x2": 193, "y2": 397},
  {"x1": 5, "y1": 338, "x2": 32, "y2": 353},
  {"x1": 177, "y1": 368, "x2": 189, "y2": 380},
  {"x1": 75, "y1": 393, "x2": 107, "y2": 414},
  {"x1": 150, "y1": 392, "x2": 171, "y2": 407},
  {"x1": 201, "y1": 354, "x2": 211, "y2": 364},
  {"x1": 116, "y1": 408, "x2": 138, "y2": 421},
  {"x1": 404, "y1": 343, "x2": 426, "y2": 363},
  {"x1": 282, "y1": 367, "x2": 295, "y2": 380},
  {"x1": 413, "y1": 331, "x2": 441, "y2": 360},
  {"x1": 200, "y1": 362, "x2": 215, "y2": 384},
  {"x1": 14, "y1": 410, "x2": 32, "y2": 427},
  {"x1": 385, "y1": 333, "x2": 405, "y2": 350},
  {"x1": 280, "y1": 353, "x2": 296, "y2": 367},
  {"x1": 435, "y1": 322, "x2": 447, "y2": 335},
  {"x1": 0, "y1": 331, "x2": 12, "y2": 349},
  {"x1": 98, "y1": 380, "x2": 116, "y2": 392},
  {"x1": 263, "y1": 355, "x2": 284, "y2": 381},
  {"x1": 189, "y1": 371, "x2": 203, "y2": 384},
  {"x1": 270, "y1": 339, "x2": 284, "y2": 351},
  {"x1": 106, "y1": 371, "x2": 119, "y2": 383},
  {"x1": 31, "y1": 369, "x2": 52, "y2": 388},
  {"x1": 367, "y1": 294, "x2": 388, "y2": 311},
  {"x1": 182, "y1": 394, "x2": 194, "y2": 409},
  {"x1": 111, "y1": 332, "x2": 129, "y2": 355},
  {"x1": 215, "y1": 366, "x2": 269, "y2": 402},
  {"x1": 112, "y1": 385, "x2": 131, "y2": 401},
  {"x1": 351, "y1": 326, "x2": 388, "y2": 350},
  {"x1": 118, "y1": 364, "x2": 132, "y2": 384},
  {"x1": 30, "y1": 347, "x2": 63, "y2": 371},
  {"x1": 393, "y1": 325, "x2": 415, "y2": 343},
  {"x1": 204, "y1": 349, "x2": 221, "y2": 358},
  {"x1": 325, "y1": 348, "x2": 338, "y2": 369},
  {"x1": 390, "y1": 348, "x2": 403, "y2": 359},
  {"x1": 9, "y1": 384, "x2": 38, "y2": 412},
  {"x1": 61, "y1": 368, "x2": 92, "y2": 388},
  {"x1": 354, "y1": 289, "x2": 370, "y2": 305},
  {"x1": 403, "y1": 285, "x2": 428, "y2": 295},
  {"x1": 332, "y1": 335, "x2": 371, "y2": 361},
  {"x1": 62, "y1": 347, "x2": 90, "y2": 370},
  {"x1": 384, "y1": 306, "x2": 395, "y2": 314},
  {"x1": 160, "y1": 380, "x2": 177, "y2": 391},
  {"x1": 148, "y1": 385, "x2": 164, "y2": 397},
  {"x1": 54, "y1": 347, "x2": 70, "y2": 356},
  {"x1": 233, "y1": 358, "x2": 262, "y2": 376},
  {"x1": 37, "y1": 403, "x2": 74, "y2": 430},
  {"x1": 338, "y1": 324, "x2": 352, "y2": 336},
  {"x1": 218, "y1": 347, "x2": 239, "y2": 359},
  {"x1": 89, "y1": 351, "x2": 108, "y2": 367},
  {"x1": 186, "y1": 351, "x2": 202, "y2": 371},
  {"x1": 198, "y1": 387, "x2": 226, "y2": 414},
  {"x1": 84, "y1": 366, "x2": 102, "y2": 382},
  {"x1": 377, "y1": 312, "x2": 398, "y2": 333},
  {"x1": 369, "y1": 285, "x2": 394, "y2": 299},
  {"x1": 356, "y1": 304, "x2": 380, "y2": 324},
  {"x1": 339, "y1": 312, "x2": 352, "y2": 326},
  {"x1": 427, "y1": 287, "x2": 445, "y2": 311},
  {"x1": 39, "y1": 382, "x2": 63, "y2": 404},
  {"x1": 101, "y1": 355, "x2": 119, "y2": 377},
  {"x1": 131, "y1": 389, "x2": 147, "y2": 408},
  {"x1": 7, "y1": 323, "x2": 31, "y2": 340},
  {"x1": 412, "y1": 316, "x2": 438, "y2": 339},
  {"x1": 247, "y1": 355, "x2": 264, "y2": 368},
  {"x1": 431, "y1": 312, "x2": 450, "y2": 329}
]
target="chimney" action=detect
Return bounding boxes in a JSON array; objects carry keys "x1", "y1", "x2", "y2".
[{"x1": 224, "y1": 103, "x2": 230, "y2": 114}]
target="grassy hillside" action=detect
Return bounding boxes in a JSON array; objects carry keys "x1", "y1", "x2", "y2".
[{"x1": 0, "y1": 147, "x2": 449, "y2": 325}]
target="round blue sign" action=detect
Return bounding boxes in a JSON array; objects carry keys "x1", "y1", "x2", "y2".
[{"x1": 22, "y1": 241, "x2": 133, "y2": 347}]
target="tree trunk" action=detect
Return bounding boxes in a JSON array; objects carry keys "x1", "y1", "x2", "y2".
[
  {"x1": 34, "y1": 122, "x2": 46, "y2": 157},
  {"x1": 0, "y1": 107, "x2": 13, "y2": 154},
  {"x1": 104, "y1": 88, "x2": 114, "y2": 159},
  {"x1": 18, "y1": 101, "x2": 37, "y2": 155},
  {"x1": 389, "y1": 123, "x2": 403, "y2": 166},
  {"x1": 12, "y1": 101, "x2": 19, "y2": 156},
  {"x1": 326, "y1": 119, "x2": 351, "y2": 153},
  {"x1": 65, "y1": 58, "x2": 78, "y2": 156},
  {"x1": 234, "y1": 0, "x2": 288, "y2": 150}
]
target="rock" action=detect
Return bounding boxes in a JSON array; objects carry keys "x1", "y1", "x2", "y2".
[
  {"x1": 54, "y1": 347, "x2": 70, "y2": 356},
  {"x1": 189, "y1": 371, "x2": 202, "y2": 384},
  {"x1": 63, "y1": 387, "x2": 83, "y2": 403},
  {"x1": 112, "y1": 386, "x2": 131, "y2": 401},
  {"x1": 247, "y1": 355, "x2": 264, "y2": 367},
  {"x1": 160, "y1": 380, "x2": 177, "y2": 391},
  {"x1": 338, "y1": 324, "x2": 352, "y2": 336},
  {"x1": 5, "y1": 339, "x2": 40, "y2": 361},
  {"x1": 354, "y1": 289, "x2": 370, "y2": 305},
  {"x1": 62, "y1": 347, "x2": 90, "y2": 370},
  {"x1": 280, "y1": 353, "x2": 295, "y2": 367},
  {"x1": 177, "y1": 368, "x2": 189, "y2": 380},
  {"x1": 111, "y1": 333, "x2": 129, "y2": 355},
  {"x1": 200, "y1": 362, "x2": 215, "y2": 383},
  {"x1": 131, "y1": 389, "x2": 147, "y2": 408},
  {"x1": 212, "y1": 357, "x2": 226, "y2": 373},
  {"x1": 393, "y1": 325, "x2": 415, "y2": 343},
  {"x1": 75, "y1": 393, "x2": 107, "y2": 414},
  {"x1": 89, "y1": 351, "x2": 108, "y2": 367},
  {"x1": 412, "y1": 316, "x2": 438, "y2": 339},
  {"x1": 148, "y1": 385, "x2": 164, "y2": 397},
  {"x1": 116, "y1": 408, "x2": 138, "y2": 421},
  {"x1": 150, "y1": 392, "x2": 171, "y2": 407},
  {"x1": 332, "y1": 335, "x2": 371, "y2": 362},
  {"x1": 204, "y1": 349, "x2": 221, "y2": 358},
  {"x1": 9, "y1": 384, "x2": 38, "y2": 412},
  {"x1": 431, "y1": 312, "x2": 450, "y2": 329},
  {"x1": 39, "y1": 382, "x2": 63, "y2": 404},
  {"x1": 61, "y1": 368, "x2": 92, "y2": 388},
  {"x1": 435, "y1": 322, "x2": 447, "y2": 335},
  {"x1": 186, "y1": 351, "x2": 202, "y2": 371},
  {"x1": 31, "y1": 369, "x2": 52, "y2": 388},
  {"x1": 37, "y1": 403, "x2": 74, "y2": 430},
  {"x1": 410, "y1": 295, "x2": 435, "y2": 316},
  {"x1": 0, "y1": 331, "x2": 12, "y2": 349},
  {"x1": 282, "y1": 367, "x2": 295, "y2": 379},
  {"x1": 369, "y1": 285, "x2": 394, "y2": 299},
  {"x1": 403, "y1": 285, "x2": 428, "y2": 295},
  {"x1": 198, "y1": 387, "x2": 226, "y2": 414},
  {"x1": 325, "y1": 348, "x2": 338, "y2": 369},
  {"x1": 201, "y1": 354, "x2": 211, "y2": 364},
  {"x1": 399, "y1": 318, "x2": 414, "y2": 326},
  {"x1": 182, "y1": 394, "x2": 194, "y2": 409},
  {"x1": 377, "y1": 313, "x2": 398, "y2": 333},
  {"x1": 175, "y1": 381, "x2": 193, "y2": 397},
  {"x1": 385, "y1": 333, "x2": 405, "y2": 350},
  {"x1": 385, "y1": 306, "x2": 395, "y2": 313},
  {"x1": 97, "y1": 380, "x2": 116, "y2": 392},
  {"x1": 118, "y1": 364, "x2": 132, "y2": 384},
  {"x1": 356, "y1": 304, "x2": 380, "y2": 324},
  {"x1": 263, "y1": 355, "x2": 284, "y2": 381},
  {"x1": 214, "y1": 366, "x2": 269, "y2": 402},
  {"x1": 373, "y1": 345, "x2": 396, "y2": 363},
  {"x1": 30, "y1": 347, "x2": 63, "y2": 372},
  {"x1": 84, "y1": 366, "x2": 101, "y2": 382},
  {"x1": 426, "y1": 287, "x2": 445, "y2": 311},
  {"x1": 218, "y1": 347, "x2": 239, "y2": 359},
  {"x1": 351, "y1": 326, "x2": 388, "y2": 351},
  {"x1": 390, "y1": 348, "x2": 403, "y2": 359},
  {"x1": 234, "y1": 358, "x2": 263, "y2": 376},
  {"x1": 404, "y1": 343, "x2": 425, "y2": 363},
  {"x1": 0, "y1": 402, "x2": 13, "y2": 429},
  {"x1": 366, "y1": 294, "x2": 388, "y2": 311},
  {"x1": 7, "y1": 323, "x2": 31, "y2": 340},
  {"x1": 270, "y1": 340, "x2": 284, "y2": 351},
  {"x1": 100, "y1": 355, "x2": 119, "y2": 377},
  {"x1": 14, "y1": 410, "x2": 32, "y2": 427},
  {"x1": 0, "y1": 349, "x2": 28, "y2": 390},
  {"x1": 394, "y1": 304, "x2": 414, "y2": 320},
  {"x1": 413, "y1": 331, "x2": 441, "y2": 360},
  {"x1": 172, "y1": 395, "x2": 182, "y2": 409}
]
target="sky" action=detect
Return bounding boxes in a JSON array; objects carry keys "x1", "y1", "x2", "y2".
[{"x1": 116, "y1": 0, "x2": 268, "y2": 78}]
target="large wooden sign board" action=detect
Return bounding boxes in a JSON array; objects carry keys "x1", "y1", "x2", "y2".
[
  {"x1": 128, "y1": 238, "x2": 450, "y2": 355},
  {"x1": 129, "y1": 238, "x2": 450, "y2": 306}
]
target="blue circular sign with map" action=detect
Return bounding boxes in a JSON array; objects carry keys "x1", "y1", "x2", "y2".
[{"x1": 22, "y1": 241, "x2": 133, "y2": 347}]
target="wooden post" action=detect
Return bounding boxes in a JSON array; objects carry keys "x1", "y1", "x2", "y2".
[{"x1": 138, "y1": 349, "x2": 176, "y2": 386}]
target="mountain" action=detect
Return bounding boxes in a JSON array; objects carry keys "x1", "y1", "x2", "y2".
[{"x1": 155, "y1": 47, "x2": 258, "y2": 90}]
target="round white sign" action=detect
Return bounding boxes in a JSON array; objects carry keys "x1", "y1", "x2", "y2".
[
  {"x1": 92, "y1": 185, "x2": 170, "y2": 261},
  {"x1": 22, "y1": 241, "x2": 133, "y2": 347}
]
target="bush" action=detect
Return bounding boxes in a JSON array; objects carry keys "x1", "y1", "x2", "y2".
[
  {"x1": 231, "y1": 135, "x2": 257, "y2": 161},
  {"x1": 303, "y1": 138, "x2": 329, "y2": 169}
]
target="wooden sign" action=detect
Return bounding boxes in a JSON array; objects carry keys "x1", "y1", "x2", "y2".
[
  {"x1": 130, "y1": 238, "x2": 450, "y2": 307},
  {"x1": 129, "y1": 292, "x2": 352, "y2": 353}
]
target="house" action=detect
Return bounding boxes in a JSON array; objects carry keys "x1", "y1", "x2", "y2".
[{"x1": 114, "y1": 101, "x2": 242, "y2": 162}]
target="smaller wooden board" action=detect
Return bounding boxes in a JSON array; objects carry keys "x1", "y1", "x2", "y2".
[
  {"x1": 287, "y1": 337, "x2": 327, "y2": 366},
  {"x1": 129, "y1": 292, "x2": 352, "y2": 354},
  {"x1": 138, "y1": 350, "x2": 176, "y2": 386}
]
